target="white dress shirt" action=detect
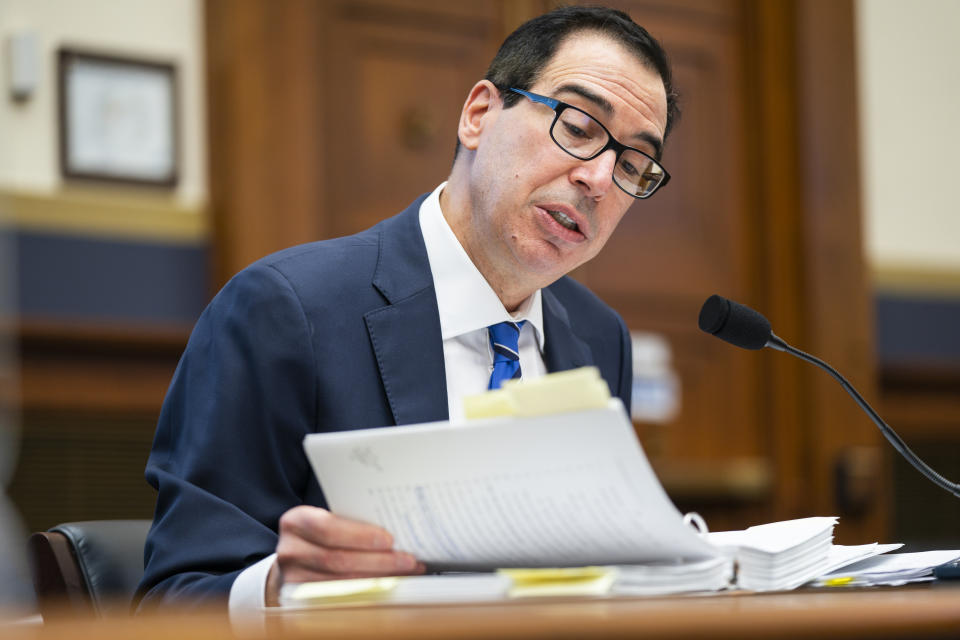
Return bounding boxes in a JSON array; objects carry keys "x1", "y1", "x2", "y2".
[
  {"x1": 229, "y1": 183, "x2": 548, "y2": 616},
  {"x1": 418, "y1": 182, "x2": 547, "y2": 420}
]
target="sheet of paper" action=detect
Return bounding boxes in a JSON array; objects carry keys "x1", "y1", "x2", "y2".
[
  {"x1": 705, "y1": 517, "x2": 838, "y2": 555},
  {"x1": 613, "y1": 556, "x2": 734, "y2": 595},
  {"x1": 280, "y1": 574, "x2": 511, "y2": 609},
  {"x1": 821, "y1": 550, "x2": 960, "y2": 578},
  {"x1": 821, "y1": 543, "x2": 903, "y2": 575},
  {"x1": 304, "y1": 400, "x2": 718, "y2": 570}
]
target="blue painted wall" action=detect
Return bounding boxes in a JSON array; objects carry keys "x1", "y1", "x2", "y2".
[
  {"x1": 15, "y1": 231, "x2": 209, "y2": 325},
  {"x1": 13, "y1": 228, "x2": 959, "y2": 365},
  {"x1": 875, "y1": 294, "x2": 960, "y2": 367}
]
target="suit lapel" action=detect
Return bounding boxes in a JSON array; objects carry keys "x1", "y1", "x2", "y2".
[
  {"x1": 364, "y1": 198, "x2": 449, "y2": 426},
  {"x1": 542, "y1": 284, "x2": 594, "y2": 373},
  {"x1": 363, "y1": 198, "x2": 595, "y2": 423}
]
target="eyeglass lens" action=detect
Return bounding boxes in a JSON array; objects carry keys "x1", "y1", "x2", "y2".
[{"x1": 553, "y1": 107, "x2": 665, "y2": 198}]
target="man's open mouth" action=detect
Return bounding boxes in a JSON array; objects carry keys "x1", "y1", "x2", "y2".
[{"x1": 548, "y1": 209, "x2": 579, "y2": 232}]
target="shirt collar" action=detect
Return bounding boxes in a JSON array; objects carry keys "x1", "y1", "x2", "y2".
[{"x1": 419, "y1": 182, "x2": 544, "y2": 349}]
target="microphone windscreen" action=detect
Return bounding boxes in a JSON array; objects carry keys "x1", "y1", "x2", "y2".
[{"x1": 698, "y1": 294, "x2": 772, "y2": 350}]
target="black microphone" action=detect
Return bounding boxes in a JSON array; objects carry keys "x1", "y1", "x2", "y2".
[{"x1": 698, "y1": 294, "x2": 960, "y2": 498}]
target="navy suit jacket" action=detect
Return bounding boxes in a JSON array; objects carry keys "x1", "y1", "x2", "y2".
[{"x1": 136, "y1": 195, "x2": 633, "y2": 609}]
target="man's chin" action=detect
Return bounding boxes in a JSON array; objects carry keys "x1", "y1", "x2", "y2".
[{"x1": 514, "y1": 249, "x2": 583, "y2": 288}]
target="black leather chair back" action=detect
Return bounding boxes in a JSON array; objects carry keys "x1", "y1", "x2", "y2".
[{"x1": 28, "y1": 519, "x2": 151, "y2": 618}]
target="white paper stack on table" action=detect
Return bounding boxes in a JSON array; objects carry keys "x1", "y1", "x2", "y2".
[
  {"x1": 613, "y1": 556, "x2": 733, "y2": 595},
  {"x1": 296, "y1": 367, "x2": 898, "y2": 606},
  {"x1": 280, "y1": 573, "x2": 512, "y2": 609},
  {"x1": 821, "y1": 542, "x2": 904, "y2": 576},
  {"x1": 705, "y1": 518, "x2": 837, "y2": 591},
  {"x1": 814, "y1": 549, "x2": 960, "y2": 587}
]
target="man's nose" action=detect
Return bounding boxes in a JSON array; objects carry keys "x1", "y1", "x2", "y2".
[{"x1": 569, "y1": 149, "x2": 617, "y2": 199}]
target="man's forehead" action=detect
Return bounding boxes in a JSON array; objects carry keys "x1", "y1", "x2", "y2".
[
  {"x1": 534, "y1": 32, "x2": 669, "y2": 148},
  {"x1": 538, "y1": 30, "x2": 661, "y2": 86}
]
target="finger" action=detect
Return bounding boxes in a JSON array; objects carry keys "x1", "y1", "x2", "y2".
[
  {"x1": 276, "y1": 527, "x2": 427, "y2": 575},
  {"x1": 284, "y1": 563, "x2": 424, "y2": 584},
  {"x1": 282, "y1": 560, "x2": 426, "y2": 586},
  {"x1": 280, "y1": 506, "x2": 393, "y2": 551},
  {"x1": 277, "y1": 534, "x2": 419, "y2": 576},
  {"x1": 284, "y1": 571, "x2": 423, "y2": 584}
]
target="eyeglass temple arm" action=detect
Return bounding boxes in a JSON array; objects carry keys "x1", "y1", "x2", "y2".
[{"x1": 508, "y1": 87, "x2": 559, "y2": 110}]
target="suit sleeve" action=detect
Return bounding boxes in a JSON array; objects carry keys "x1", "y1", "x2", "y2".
[{"x1": 136, "y1": 263, "x2": 318, "y2": 610}]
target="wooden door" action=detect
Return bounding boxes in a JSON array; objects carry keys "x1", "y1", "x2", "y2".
[{"x1": 321, "y1": 2, "x2": 506, "y2": 237}]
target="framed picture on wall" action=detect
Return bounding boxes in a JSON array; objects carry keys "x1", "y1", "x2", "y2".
[{"x1": 58, "y1": 49, "x2": 179, "y2": 187}]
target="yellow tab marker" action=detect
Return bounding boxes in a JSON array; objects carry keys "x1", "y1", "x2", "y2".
[
  {"x1": 499, "y1": 566, "x2": 616, "y2": 598},
  {"x1": 284, "y1": 577, "x2": 399, "y2": 605},
  {"x1": 463, "y1": 366, "x2": 610, "y2": 420},
  {"x1": 821, "y1": 576, "x2": 856, "y2": 587},
  {"x1": 462, "y1": 388, "x2": 516, "y2": 420}
]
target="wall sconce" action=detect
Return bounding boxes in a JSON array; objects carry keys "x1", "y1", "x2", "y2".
[{"x1": 7, "y1": 31, "x2": 39, "y2": 102}]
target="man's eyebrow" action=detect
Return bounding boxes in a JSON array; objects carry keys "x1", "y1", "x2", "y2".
[
  {"x1": 555, "y1": 83, "x2": 613, "y2": 116},
  {"x1": 553, "y1": 83, "x2": 664, "y2": 159},
  {"x1": 633, "y1": 131, "x2": 664, "y2": 160}
]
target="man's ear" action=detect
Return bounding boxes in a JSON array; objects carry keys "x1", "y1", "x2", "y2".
[{"x1": 457, "y1": 80, "x2": 499, "y2": 151}]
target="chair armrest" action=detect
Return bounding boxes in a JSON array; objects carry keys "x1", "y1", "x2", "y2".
[{"x1": 27, "y1": 531, "x2": 95, "y2": 619}]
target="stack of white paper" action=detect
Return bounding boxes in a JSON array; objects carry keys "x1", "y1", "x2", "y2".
[
  {"x1": 280, "y1": 560, "x2": 734, "y2": 609},
  {"x1": 705, "y1": 517, "x2": 837, "y2": 591},
  {"x1": 613, "y1": 556, "x2": 734, "y2": 595},
  {"x1": 815, "y1": 550, "x2": 960, "y2": 587},
  {"x1": 301, "y1": 370, "x2": 902, "y2": 599},
  {"x1": 280, "y1": 573, "x2": 511, "y2": 608},
  {"x1": 819, "y1": 543, "x2": 903, "y2": 577}
]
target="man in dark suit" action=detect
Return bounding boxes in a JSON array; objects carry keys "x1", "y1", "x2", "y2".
[{"x1": 137, "y1": 5, "x2": 677, "y2": 612}]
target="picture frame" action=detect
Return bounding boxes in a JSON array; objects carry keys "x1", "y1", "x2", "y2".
[{"x1": 58, "y1": 48, "x2": 179, "y2": 187}]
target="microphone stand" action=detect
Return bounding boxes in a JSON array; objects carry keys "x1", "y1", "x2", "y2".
[{"x1": 766, "y1": 333, "x2": 960, "y2": 498}]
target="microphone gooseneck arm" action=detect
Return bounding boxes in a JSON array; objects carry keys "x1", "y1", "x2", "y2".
[
  {"x1": 767, "y1": 332, "x2": 960, "y2": 498},
  {"x1": 700, "y1": 294, "x2": 960, "y2": 499}
]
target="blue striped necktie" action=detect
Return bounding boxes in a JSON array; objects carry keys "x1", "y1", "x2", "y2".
[{"x1": 488, "y1": 320, "x2": 525, "y2": 390}]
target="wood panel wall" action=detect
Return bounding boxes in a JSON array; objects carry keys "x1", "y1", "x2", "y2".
[
  {"x1": 791, "y1": 0, "x2": 886, "y2": 538},
  {"x1": 11, "y1": 321, "x2": 186, "y2": 531}
]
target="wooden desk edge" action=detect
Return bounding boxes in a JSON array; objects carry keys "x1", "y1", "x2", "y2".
[{"x1": 12, "y1": 585, "x2": 960, "y2": 640}]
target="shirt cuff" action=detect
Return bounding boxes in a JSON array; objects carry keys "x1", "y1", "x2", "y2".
[{"x1": 229, "y1": 552, "x2": 276, "y2": 617}]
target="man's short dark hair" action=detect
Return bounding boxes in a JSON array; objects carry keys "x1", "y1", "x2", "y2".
[{"x1": 485, "y1": 5, "x2": 679, "y2": 140}]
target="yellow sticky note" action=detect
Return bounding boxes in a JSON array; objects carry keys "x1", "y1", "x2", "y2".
[
  {"x1": 504, "y1": 367, "x2": 610, "y2": 416},
  {"x1": 284, "y1": 577, "x2": 399, "y2": 604},
  {"x1": 821, "y1": 576, "x2": 855, "y2": 587},
  {"x1": 463, "y1": 366, "x2": 610, "y2": 420},
  {"x1": 499, "y1": 566, "x2": 615, "y2": 598},
  {"x1": 462, "y1": 388, "x2": 515, "y2": 419}
]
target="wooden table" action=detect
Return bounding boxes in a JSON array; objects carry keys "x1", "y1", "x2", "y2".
[{"x1": 15, "y1": 584, "x2": 960, "y2": 640}]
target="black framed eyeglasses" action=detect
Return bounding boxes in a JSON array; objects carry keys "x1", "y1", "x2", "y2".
[{"x1": 509, "y1": 87, "x2": 670, "y2": 199}]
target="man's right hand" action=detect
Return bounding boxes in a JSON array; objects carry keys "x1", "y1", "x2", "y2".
[{"x1": 266, "y1": 505, "x2": 425, "y2": 606}]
